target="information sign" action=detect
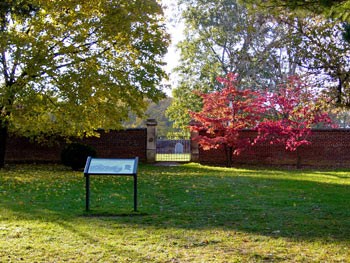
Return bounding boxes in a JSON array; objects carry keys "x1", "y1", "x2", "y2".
[{"x1": 84, "y1": 156, "x2": 138, "y2": 211}]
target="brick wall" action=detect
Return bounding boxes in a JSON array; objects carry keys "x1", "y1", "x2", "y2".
[
  {"x1": 7, "y1": 128, "x2": 350, "y2": 167},
  {"x1": 5, "y1": 129, "x2": 147, "y2": 164},
  {"x1": 198, "y1": 129, "x2": 350, "y2": 168},
  {"x1": 82, "y1": 129, "x2": 146, "y2": 160}
]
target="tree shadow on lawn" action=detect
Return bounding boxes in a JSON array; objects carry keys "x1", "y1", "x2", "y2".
[
  {"x1": 138, "y1": 173, "x2": 350, "y2": 242},
  {"x1": 1, "y1": 164, "x2": 350, "y2": 243}
]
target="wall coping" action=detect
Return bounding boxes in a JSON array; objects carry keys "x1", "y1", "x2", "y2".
[{"x1": 237, "y1": 128, "x2": 350, "y2": 132}]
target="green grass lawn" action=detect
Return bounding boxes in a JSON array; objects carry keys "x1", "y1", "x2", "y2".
[{"x1": 1, "y1": 163, "x2": 350, "y2": 262}]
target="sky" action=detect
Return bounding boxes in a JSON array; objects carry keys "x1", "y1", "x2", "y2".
[{"x1": 161, "y1": 0, "x2": 185, "y2": 95}]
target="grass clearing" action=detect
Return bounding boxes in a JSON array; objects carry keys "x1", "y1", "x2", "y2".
[{"x1": 1, "y1": 163, "x2": 350, "y2": 262}]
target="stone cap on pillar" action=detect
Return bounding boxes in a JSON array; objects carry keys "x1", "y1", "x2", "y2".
[{"x1": 146, "y1": 119, "x2": 158, "y2": 126}]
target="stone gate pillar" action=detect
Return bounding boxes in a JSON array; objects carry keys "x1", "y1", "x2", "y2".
[
  {"x1": 190, "y1": 120, "x2": 199, "y2": 162},
  {"x1": 146, "y1": 119, "x2": 157, "y2": 163}
]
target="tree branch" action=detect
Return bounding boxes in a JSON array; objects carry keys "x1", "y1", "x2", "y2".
[{"x1": 0, "y1": 52, "x2": 10, "y2": 84}]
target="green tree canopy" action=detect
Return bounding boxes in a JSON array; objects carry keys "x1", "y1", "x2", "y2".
[
  {"x1": 167, "y1": 0, "x2": 301, "y2": 130},
  {"x1": 243, "y1": 0, "x2": 350, "y2": 22},
  {"x1": 244, "y1": 0, "x2": 350, "y2": 104},
  {"x1": 281, "y1": 16, "x2": 350, "y2": 106},
  {"x1": 0, "y1": 0, "x2": 169, "y2": 167},
  {"x1": 168, "y1": 0, "x2": 350, "y2": 132},
  {"x1": 243, "y1": 0, "x2": 350, "y2": 44}
]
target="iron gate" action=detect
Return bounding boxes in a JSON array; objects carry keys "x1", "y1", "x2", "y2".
[{"x1": 156, "y1": 139, "x2": 191, "y2": 162}]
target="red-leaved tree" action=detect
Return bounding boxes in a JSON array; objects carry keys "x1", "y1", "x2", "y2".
[
  {"x1": 190, "y1": 74, "x2": 336, "y2": 168},
  {"x1": 190, "y1": 73, "x2": 266, "y2": 167},
  {"x1": 256, "y1": 76, "x2": 336, "y2": 168}
]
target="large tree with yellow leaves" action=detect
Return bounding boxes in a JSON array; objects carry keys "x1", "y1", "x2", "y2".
[{"x1": 0, "y1": 0, "x2": 169, "y2": 167}]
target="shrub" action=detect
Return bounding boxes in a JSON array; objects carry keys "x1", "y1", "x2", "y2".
[{"x1": 61, "y1": 143, "x2": 97, "y2": 170}]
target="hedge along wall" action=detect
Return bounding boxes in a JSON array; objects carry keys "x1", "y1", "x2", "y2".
[
  {"x1": 198, "y1": 129, "x2": 350, "y2": 168},
  {"x1": 5, "y1": 129, "x2": 147, "y2": 164}
]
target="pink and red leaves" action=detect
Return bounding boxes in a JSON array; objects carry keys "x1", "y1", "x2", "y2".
[
  {"x1": 190, "y1": 73, "x2": 266, "y2": 155},
  {"x1": 190, "y1": 73, "x2": 336, "y2": 160}
]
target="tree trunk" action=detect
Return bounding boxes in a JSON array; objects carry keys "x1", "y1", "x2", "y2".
[
  {"x1": 225, "y1": 145, "x2": 233, "y2": 167},
  {"x1": 337, "y1": 77, "x2": 342, "y2": 105},
  {"x1": 0, "y1": 124, "x2": 8, "y2": 168},
  {"x1": 296, "y1": 148, "x2": 301, "y2": 169}
]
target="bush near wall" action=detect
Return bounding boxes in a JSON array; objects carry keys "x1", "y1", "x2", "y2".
[
  {"x1": 198, "y1": 129, "x2": 350, "y2": 168},
  {"x1": 5, "y1": 129, "x2": 147, "y2": 164}
]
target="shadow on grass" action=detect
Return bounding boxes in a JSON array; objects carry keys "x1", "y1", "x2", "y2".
[
  {"x1": 1, "y1": 164, "x2": 350, "y2": 243},
  {"x1": 81, "y1": 212, "x2": 149, "y2": 218}
]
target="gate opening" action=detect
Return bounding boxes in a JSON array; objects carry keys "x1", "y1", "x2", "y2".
[{"x1": 156, "y1": 139, "x2": 191, "y2": 162}]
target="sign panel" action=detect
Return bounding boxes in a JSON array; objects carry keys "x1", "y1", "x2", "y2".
[{"x1": 84, "y1": 157, "x2": 138, "y2": 175}]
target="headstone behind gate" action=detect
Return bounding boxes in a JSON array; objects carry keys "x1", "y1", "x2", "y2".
[{"x1": 175, "y1": 142, "x2": 184, "y2": 154}]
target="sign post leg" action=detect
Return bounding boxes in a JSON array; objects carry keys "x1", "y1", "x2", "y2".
[
  {"x1": 85, "y1": 175, "x2": 90, "y2": 211},
  {"x1": 134, "y1": 174, "x2": 137, "y2": 212}
]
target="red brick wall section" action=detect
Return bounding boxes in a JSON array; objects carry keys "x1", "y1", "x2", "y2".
[
  {"x1": 198, "y1": 129, "x2": 350, "y2": 168},
  {"x1": 5, "y1": 129, "x2": 147, "y2": 164},
  {"x1": 5, "y1": 136, "x2": 63, "y2": 163},
  {"x1": 82, "y1": 129, "x2": 146, "y2": 160}
]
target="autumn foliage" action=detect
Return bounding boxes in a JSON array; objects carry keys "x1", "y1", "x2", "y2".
[
  {"x1": 190, "y1": 73, "x2": 266, "y2": 166},
  {"x1": 190, "y1": 73, "x2": 336, "y2": 167},
  {"x1": 256, "y1": 76, "x2": 335, "y2": 151}
]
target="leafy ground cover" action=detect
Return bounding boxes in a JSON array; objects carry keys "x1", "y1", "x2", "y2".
[{"x1": 0, "y1": 163, "x2": 350, "y2": 262}]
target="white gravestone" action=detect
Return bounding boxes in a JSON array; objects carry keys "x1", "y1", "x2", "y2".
[{"x1": 175, "y1": 142, "x2": 184, "y2": 154}]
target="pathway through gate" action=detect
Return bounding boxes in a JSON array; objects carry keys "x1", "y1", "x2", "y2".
[{"x1": 156, "y1": 139, "x2": 191, "y2": 162}]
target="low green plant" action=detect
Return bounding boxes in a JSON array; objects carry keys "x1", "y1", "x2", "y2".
[{"x1": 61, "y1": 142, "x2": 96, "y2": 170}]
